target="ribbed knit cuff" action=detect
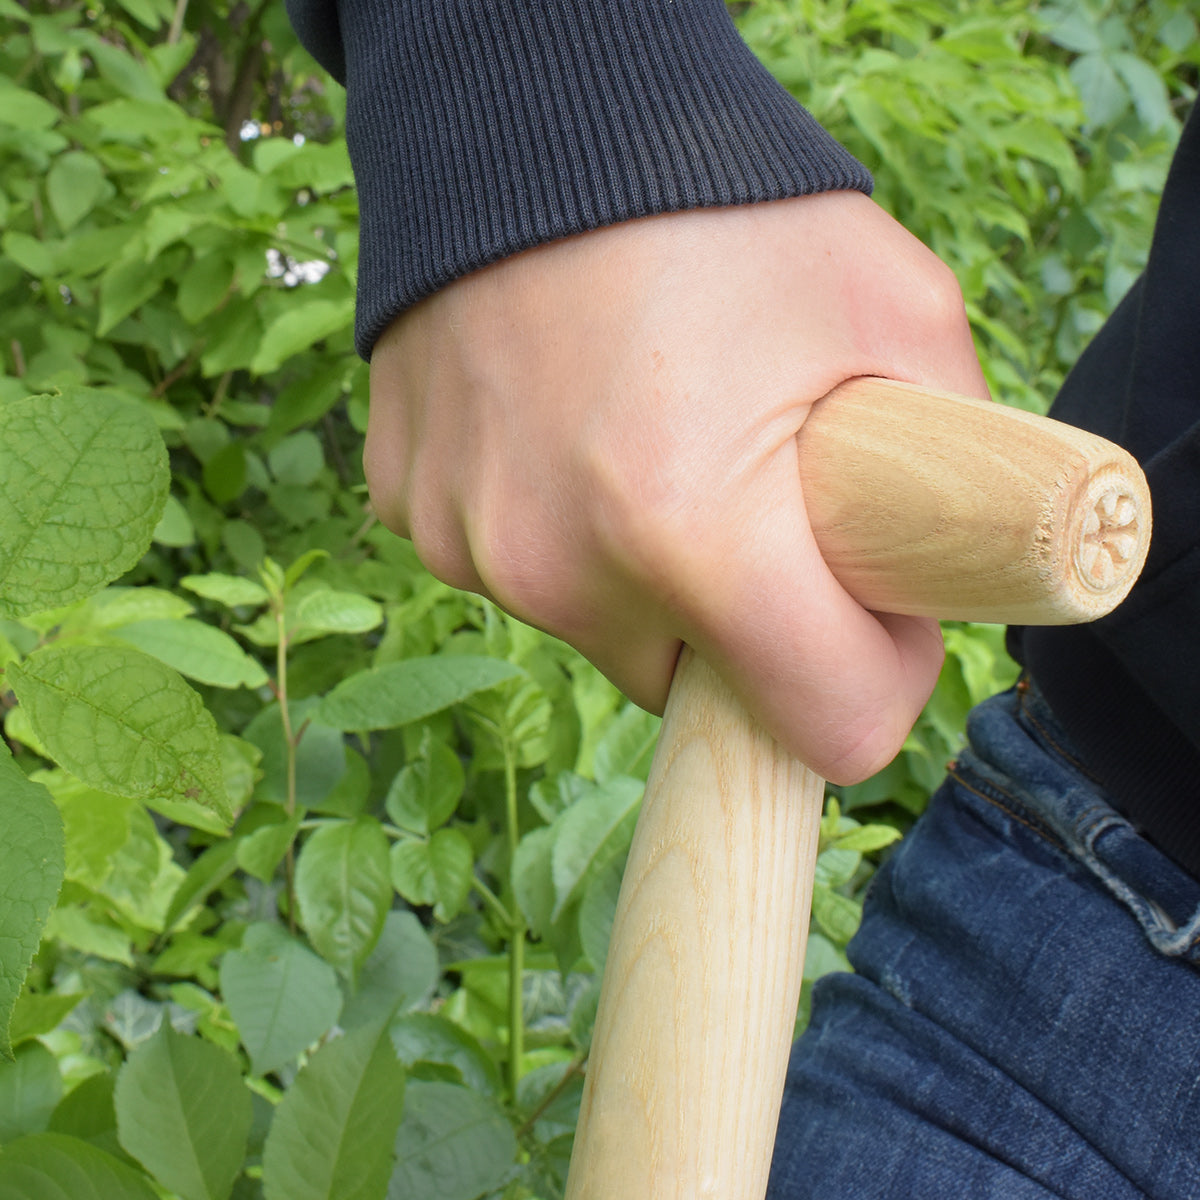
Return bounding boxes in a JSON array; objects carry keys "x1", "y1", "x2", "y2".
[{"x1": 332, "y1": 0, "x2": 872, "y2": 358}]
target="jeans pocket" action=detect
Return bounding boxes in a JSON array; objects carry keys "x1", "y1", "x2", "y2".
[{"x1": 956, "y1": 679, "x2": 1200, "y2": 967}]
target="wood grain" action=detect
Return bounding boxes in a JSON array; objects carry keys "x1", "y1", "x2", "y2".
[{"x1": 564, "y1": 379, "x2": 1151, "y2": 1200}]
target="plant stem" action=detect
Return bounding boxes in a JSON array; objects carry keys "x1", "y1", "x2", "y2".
[
  {"x1": 503, "y1": 738, "x2": 526, "y2": 1098},
  {"x1": 275, "y1": 604, "x2": 298, "y2": 934},
  {"x1": 515, "y1": 1054, "x2": 587, "y2": 1140},
  {"x1": 471, "y1": 873, "x2": 513, "y2": 929}
]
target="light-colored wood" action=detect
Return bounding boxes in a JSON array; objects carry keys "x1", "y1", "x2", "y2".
[
  {"x1": 566, "y1": 649, "x2": 824, "y2": 1200},
  {"x1": 565, "y1": 378, "x2": 1152, "y2": 1200},
  {"x1": 797, "y1": 378, "x2": 1151, "y2": 624}
]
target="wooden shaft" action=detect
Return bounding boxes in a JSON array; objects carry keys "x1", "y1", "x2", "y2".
[{"x1": 565, "y1": 379, "x2": 1150, "y2": 1200}]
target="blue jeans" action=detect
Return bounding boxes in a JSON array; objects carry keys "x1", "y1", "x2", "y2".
[{"x1": 769, "y1": 680, "x2": 1200, "y2": 1199}]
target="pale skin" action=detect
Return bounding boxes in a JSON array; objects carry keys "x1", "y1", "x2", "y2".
[{"x1": 365, "y1": 190, "x2": 990, "y2": 785}]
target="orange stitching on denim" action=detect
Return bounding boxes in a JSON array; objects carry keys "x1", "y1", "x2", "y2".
[
  {"x1": 1016, "y1": 679, "x2": 1104, "y2": 785},
  {"x1": 947, "y1": 768, "x2": 1066, "y2": 852}
]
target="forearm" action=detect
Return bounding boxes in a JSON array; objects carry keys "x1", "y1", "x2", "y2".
[{"x1": 286, "y1": 0, "x2": 871, "y2": 358}]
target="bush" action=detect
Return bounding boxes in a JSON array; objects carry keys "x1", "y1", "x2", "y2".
[{"x1": 0, "y1": 1, "x2": 1193, "y2": 1196}]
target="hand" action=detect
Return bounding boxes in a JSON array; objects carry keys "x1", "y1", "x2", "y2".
[{"x1": 365, "y1": 191, "x2": 988, "y2": 785}]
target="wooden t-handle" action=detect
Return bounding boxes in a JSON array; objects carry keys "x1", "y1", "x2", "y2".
[{"x1": 564, "y1": 378, "x2": 1151, "y2": 1200}]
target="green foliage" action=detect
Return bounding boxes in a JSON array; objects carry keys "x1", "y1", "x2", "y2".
[{"x1": 0, "y1": 1, "x2": 1190, "y2": 1198}]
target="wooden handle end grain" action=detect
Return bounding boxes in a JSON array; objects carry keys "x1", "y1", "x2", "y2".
[
  {"x1": 565, "y1": 380, "x2": 1151, "y2": 1200},
  {"x1": 798, "y1": 378, "x2": 1151, "y2": 624}
]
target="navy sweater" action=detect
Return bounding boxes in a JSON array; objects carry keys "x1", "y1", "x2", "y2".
[{"x1": 287, "y1": 1, "x2": 1200, "y2": 880}]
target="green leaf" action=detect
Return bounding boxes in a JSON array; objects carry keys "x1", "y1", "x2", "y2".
[
  {"x1": 267, "y1": 432, "x2": 324, "y2": 486},
  {"x1": 112, "y1": 619, "x2": 269, "y2": 689},
  {"x1": 181, "y1": 573, "x2": 270, "y2": 609},
  {"x1": 388, "y1": 1081, "x2": 516, "y2": 1200},
  {"x1": 385, "y1": 734, "x2": 464, "y2": 835},
  {"x1": 46, "y1": 151, "x2": 107, "y2": 231},
  {"x1": 340, "y1": 912, "x2": 439, "y2": 1031},
  {"x1": 114, "y1": 1024, "x2": 251, "y2": 1200},
  {"x1": 242, "y1": 699, "x2": 346, "y2": 809},
  {"x1": 830, "y1": 823, "x2": 902, "y2": 854},
  {"x1": 97, "y1": 254, "x2": 177, "y2": 336},
  {"x1": 162, "y1": 837, "x2": 241, "y2": 933},
  {"x1": 0, "y1": 79, "x2": 60, "y2": 130},
  {"x1": 0, "y1": 749, "x2": 64, "y2": 1060},
  {"x1": 294, "y1": 589, "x2": 383, "y2": 636},
  {"x1": 8, "y1": 644, "x2": 231, "y2": 822},
  {"x1": 178, "y1": 255, "x2": 235, "y2": 324},
  {"x1": 296, "y1": 818, "x2": 392, "y2": 977},
  {"x1": 0, "y1": 1042, "x2": 62, "y2": 1141},
  {"x1": 202, "y1": 442, "x2": 247, "y2": 506},
  {"x1": 0, "y1": 1132, "x2": 159, "y2": 1200},
  {"x1": 7, "y1": 991, "x2": 85, "y2": 1049},
  {"x1": 316, "y1": 656, "x2": 523, "y2": 731},
  {"x1": 220, "y1": 924, "x2": 343, "y2": 1078},
  {"x1": 389, "y1": 829, "x2": 474, "y2": 922},
  {"x1": 811, "y1": 887, "x2": 863, "y2": 947},
  {"x1": 251, "y1": 299, "x2": 354, "y2": 376},
  {"x1": 591, "y1": 705, "x2": 660, "y2": 783},
  {"x1": 261, "y1": 1022, "x2": 406, "y2": 1200},
  {"x1": 3, "y1": 231, "x2": 58, "y2": 277},
  {"x1": 512, "y1": 826, "x2": 556, "y2": 939},
  {"x1": 578, "y1": 855, "x2": 623, "y2": 973},
  {"x1": 550, "y1": 777, "x2": 641, "y2": 921},
  {"x1": 48, "y1": 1072, "x2": 120, "y2": 1155},
  {"x1": 388, "y1": 1013, "x2": 503, "y2": 1098},
  {"x1": 150, "y1": 498, "x2": 193, "y2": 555},
  {"x1": 0, "y1": 390, "x2": 168, "y2": 619},
  {"x1": 235, "y1": 814, "x2": 301, "y2": 883}
]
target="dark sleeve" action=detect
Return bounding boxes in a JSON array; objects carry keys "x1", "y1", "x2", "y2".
[{"x1": 285, "y1": 0, "x2": 872, "y2": 358}]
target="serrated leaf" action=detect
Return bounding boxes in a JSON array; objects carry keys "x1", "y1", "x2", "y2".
[
  {"x1": 220, "y1": 924, "x2": 342, "y2": 1077},
  {"x1": 294, "y1": 589, "x2": 383, "y2": 636},
  {"x1": 0, "y1": 1132, "x2": 159, "y2": 1200},
  {"x1": 262, "y1": 1022, "x2": 406, "y2": 1200},
  {"x1": 8, "y1": 644, "x2": 231, "y2": 822},
  {"x1": 0, "y1": 390, "x2": 168, "y2": 618},
  {"x1": 181, "y1": 573, "x2": 270, "y2": 609},
  {"x1": 296, "y1": 818, "x2": 392, "y2": 977},
  {"x1": 112, "y1": 618, "x2": 269, "y2": 689},
  {"x1": 315, "y1": 656, "x2": 523, "y2": 731},
  {"x1": 115, "y1": 1024, "x2": 251, "y2": 1200},
  {"x1": 0, "y1": 748, "x2": 65, "y2": 1060},
  {"x1": 388, "y1": 1081, "x2": 516, "y2": 1200}
]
